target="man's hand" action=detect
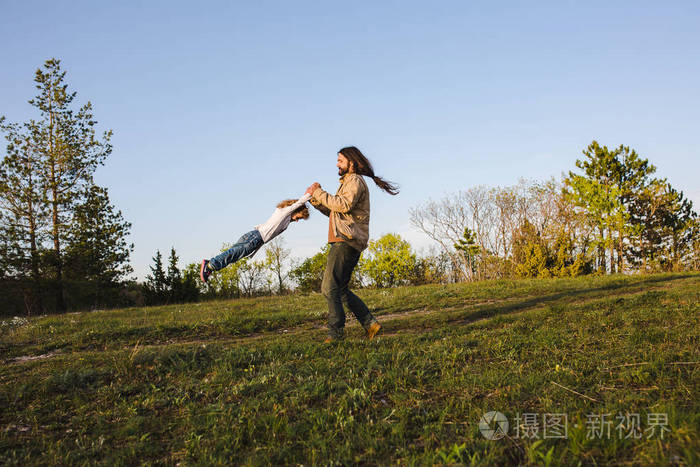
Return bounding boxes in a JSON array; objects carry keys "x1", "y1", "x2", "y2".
[{"x1": 305, "y1": 182, "x2": 321, "y2": 195}]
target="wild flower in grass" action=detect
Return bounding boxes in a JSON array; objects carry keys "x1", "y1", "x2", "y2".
[{"x1": 1, "y1": 316, "x2": 30, "y2": 329}]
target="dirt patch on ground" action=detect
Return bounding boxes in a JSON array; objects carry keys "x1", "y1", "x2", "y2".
[{"x1": 9, "y1": 350, "x2": 63, "y2": 363}]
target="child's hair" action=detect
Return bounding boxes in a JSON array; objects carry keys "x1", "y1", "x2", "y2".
[{"x1": 277, "y1": 199, "x2": 310, "y2": 220}]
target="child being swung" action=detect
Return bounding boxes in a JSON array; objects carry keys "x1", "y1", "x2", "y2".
[{"x1": 200, "y1": 191, "x2": 312, "y2": 282}]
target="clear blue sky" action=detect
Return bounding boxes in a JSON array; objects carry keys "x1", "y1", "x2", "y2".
[{"x1": 2, "y1": 1, "x2": 699, "y2": 280}]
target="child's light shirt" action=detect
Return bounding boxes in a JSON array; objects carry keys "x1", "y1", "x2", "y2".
[{"x1": 253, "y1": 192, "x2": 311, "y2": 245}]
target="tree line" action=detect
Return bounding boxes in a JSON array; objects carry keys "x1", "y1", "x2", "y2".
[
  {"x1": 2, "y1": 59, "x2": 698, "y2": 316},
  {"x1": 145, "y1": 156, "x2": 700, "y2": 305},
  {"x1": 409, "y1": 142, "x2": 699, "y2": 280},
  {"x1": 141, "y1": 234, "x2": 437, "y2": 306}
]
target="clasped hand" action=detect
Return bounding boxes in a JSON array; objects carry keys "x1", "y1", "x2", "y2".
[{"x1": 305, "y1": 182, "x2": 321, "y2": 195}]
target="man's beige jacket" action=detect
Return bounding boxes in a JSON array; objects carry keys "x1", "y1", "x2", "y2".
[{"x1": 310, "y1": 173, "x2": 370, "y2": 252}]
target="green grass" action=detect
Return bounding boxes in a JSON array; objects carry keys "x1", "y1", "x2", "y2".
[{"x1": 1, "y1": 273, "x2": 698, "y2": 465}]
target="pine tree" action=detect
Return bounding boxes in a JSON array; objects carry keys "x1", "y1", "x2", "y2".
[
  {"x1": 625, "y1": 179, "x2": 699, "y2": 271},
  {"x1": 661, "y1": 186, "x2": 698, "y2": 270},
  {"x1": 454, "y1": 227, "x2": 480, "y2": 281},
  {"x1": 611, "y1": 145, "x2": 656, "y2": 272},
  {"x1": 165, "y1": 247, "x2": 182, "y2": 303},
  {"x1": 564, "y1": 142, "x2": 622, "y2": 273},
  {"x1": 64, "y1": 184, "x2": 133, "y2": 308},
  {"x1": 36, "y1": 59, "x2": 112, "y2": 311},
  {"x1": 658, "y1": 180, "x2": 698, "y2": 271},
  {"x1": 0, "y1": 211, "x2": 6, "y2": 279},
  {"x1": 627, "y1": 179, "x2": 667, "y2": 271},
  {"x1": 180, "y1": 263, "x2": 200, "y2": 303},
  {"x1": 0, "y1": 117, "x2": 49, "y2": 314},
  {"x1": 1, "y1": 59, "x2": 113, "y2": 312},
  {"x1": 145, "y1": 250, "x2": 167, "y2": 305},
  {"x1": 564, "y1": 141, "x2": 656, "y2": 274}
]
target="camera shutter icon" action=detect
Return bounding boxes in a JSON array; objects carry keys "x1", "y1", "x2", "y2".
[{"x1": 479, "y1": 411, "x2": 509, "y2": 440}]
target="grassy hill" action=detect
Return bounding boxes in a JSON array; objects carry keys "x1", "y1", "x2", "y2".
[{"x1": 1, "y1": 273, "x2": 698, "y2": 465}]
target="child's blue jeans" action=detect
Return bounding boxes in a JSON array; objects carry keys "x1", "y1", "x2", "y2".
[{"x1": 209, "y1": 229, "x2": 263, "y2": 271}]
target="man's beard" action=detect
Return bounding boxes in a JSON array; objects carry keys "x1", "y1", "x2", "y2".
[{"x1": 338, "y1": 167, "x2": 348, "y2": 176}]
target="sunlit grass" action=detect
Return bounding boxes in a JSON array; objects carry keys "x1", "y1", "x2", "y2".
[{"x1": 1, "y1": 273, "x2": 698, "y2": 465}]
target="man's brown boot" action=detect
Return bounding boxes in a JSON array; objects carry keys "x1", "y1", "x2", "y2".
[{"x1": 367, "y1": 322, "x2": 381, "y2": 340}]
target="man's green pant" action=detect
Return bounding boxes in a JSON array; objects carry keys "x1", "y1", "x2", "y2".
[{"x1": 321, "y1": 242, "x2": 377, "y2": 339}]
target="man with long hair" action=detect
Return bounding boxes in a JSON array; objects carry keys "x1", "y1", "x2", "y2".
[{"x1": 307, "y1": 146, "x2": 399, "y2": 342}]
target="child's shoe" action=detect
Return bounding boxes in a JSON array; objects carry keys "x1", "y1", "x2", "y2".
[{"x1": 200, "y1": 259, "x2": 213, "y2": 283}]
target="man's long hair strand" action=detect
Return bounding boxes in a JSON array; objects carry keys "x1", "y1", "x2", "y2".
[{"x1": 338, "y1": 146, "x2": 399, "y2": 195}]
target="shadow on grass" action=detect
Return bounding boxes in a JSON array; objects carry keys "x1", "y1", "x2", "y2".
[{"x1": 380, "y1": 273, "x2": 692, "y2": 333}]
